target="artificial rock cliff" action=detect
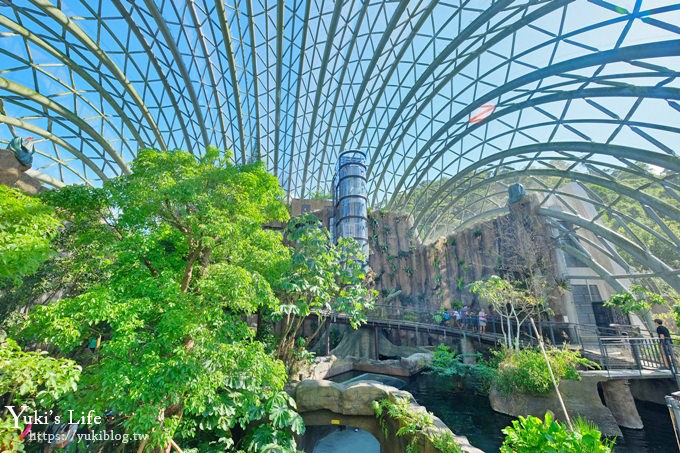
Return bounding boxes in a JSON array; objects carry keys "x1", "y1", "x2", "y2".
[{"x1": 366, "y1": 196, "x2": 564, "y2": 318}]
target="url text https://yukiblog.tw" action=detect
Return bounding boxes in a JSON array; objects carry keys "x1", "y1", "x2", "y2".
[{"x1": 25, "y1": 430, "x2": 148, "y2": 445}]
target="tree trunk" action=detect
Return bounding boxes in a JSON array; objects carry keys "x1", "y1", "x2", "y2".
[{"x1": 181, "y1": 248, "x2": 200, "y2": 292}]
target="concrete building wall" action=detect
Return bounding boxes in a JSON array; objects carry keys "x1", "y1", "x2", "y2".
[{"x1": 544, "y1": 182, "x2": 643, "y2": 330}]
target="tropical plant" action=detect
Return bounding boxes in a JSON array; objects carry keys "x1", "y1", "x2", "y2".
[
  {"x1": 0, "y1": 337, "x2": 81, "y2": 452},
  {"x1": 0, "y1": 187, "x2": 80, "y2": 452},
  {"x1": 604, "y1": 284, "x2": 674, "y2": 329},
  {"x1": 272, "y1": 213, "x2": 374, "y2": 371},
  {"x1": 373, "y1": 396, "x2": 461, "y2": 453},
  {"x1": 307, "y1": 190, "x2": 331, "y2": 200},
  {"x1": 429, "y1": 345, "x2": 495, "y2": 393},
  {"x1": 494, "y1": 347, "x2": 597, "y2": 396},
  {"x1": 17, "y1": 148, "x2": 304, "y2": 451},
  {"x1": 501, "y1": 412, "x2": 613, "y2": 452},
  {"x1": 430, "y1": 431, "x2": 463, "y2": 453}
]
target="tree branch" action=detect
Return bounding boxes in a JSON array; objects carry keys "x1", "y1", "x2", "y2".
[{"x1": 181, "y1": 247, "x2": 200, "y2": 293}]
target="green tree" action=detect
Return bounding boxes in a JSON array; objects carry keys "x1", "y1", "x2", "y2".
[
  {"x1": 604, "y1": 284, "x2": 671, "y2": 330},
  {"x1": 0, "y1": 186, "x2": 61, "y2": 283},
  {"x1": 18, "y1": 148, "x2": 303, "y2": 451},
  {"x1": 0, "y1": 186, "x2": 77, "y2": 452},
  {"x1": 0, "y1": 338, "x2": 81, "y2": 452},
  {"x1": 272, "y1": 213, "x2": 374, "y2": 372},
  {"x1": 587, "y1": 165, "x2": 680, "y2": 271},
  {"x1": 471, "y1": 276, "x2": 544, "y2": 351}
]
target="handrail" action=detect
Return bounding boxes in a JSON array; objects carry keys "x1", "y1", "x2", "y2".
[
  {"x1": 314, "y1": 304, "x2": 678, "y2": 373},
  {"x1": 312, "y1": 309, "x2": 672, "y2": 374},
  {"x1": 363, "y1": 304, "x2": 643, "y2": 346},
  {"x1": 597, "y1": 336, "x2": 678, "y2": 375}
]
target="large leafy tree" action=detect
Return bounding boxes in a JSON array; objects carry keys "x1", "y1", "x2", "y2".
[
  {"x1": 18, "y1": 148, "x2": 304, "y2": 451},
  {"x1": 272, "y1": 214, "x2": 374, "y2": 371},
  {"x1": 0, "y1": 187, "x2": 80, "y2": 452},
  {"x1": 0, "y1": 186, "x2": 61, "y2": 283}
]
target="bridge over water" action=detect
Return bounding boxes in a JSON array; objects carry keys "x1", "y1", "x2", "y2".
[{"x1": 318, "y1": 304, "x2": 680, "y2": 382}]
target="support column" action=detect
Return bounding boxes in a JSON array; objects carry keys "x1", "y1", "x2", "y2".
[
  {"x1": 325, "y1": 319, "x2": 330, "y2": 356},
  {"x1": 373, "y1": 327, "x2": 380, "y2": 360},
  {"x1": 601, "y1": 380, "x2": 643, "y2": 429},
  {"x1": 460, "y1": 336, "x2": 477, "y2": 365}
]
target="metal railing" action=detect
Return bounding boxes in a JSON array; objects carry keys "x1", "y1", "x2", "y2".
[
  {"x1": 364, "y1": 303, "x2": 642, "y2": 349},
  {"x1": 597, "y1": 337, "x2": 678, "y2": 376},
  {"x1": 322, "y1": 304, "x2": 678, "y2": 376}
]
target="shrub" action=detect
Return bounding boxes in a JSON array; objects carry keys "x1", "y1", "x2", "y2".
[
  {"x1": 430, "y1": 345, "x2": 496, "y2": 394},
  {"x1": 494, "y1": 347, "x2": 597, "y2": 396},
  {"x1": 373, "y1": 396, "x2": 461, "y2": 453},
  {"x1": 431, "y1": 431, "x2": 463, "y2": 453},
  {"x1": 501, "y1": 412, "x2": 614, "y2": 452}
]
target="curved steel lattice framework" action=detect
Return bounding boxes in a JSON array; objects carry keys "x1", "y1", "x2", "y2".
[{"x1": 0, "y1": 0, "x2": 679, "y2": 290}]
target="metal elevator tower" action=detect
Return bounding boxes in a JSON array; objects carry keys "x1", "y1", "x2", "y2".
[{"x1": 331, "y1": 150, "x2": 369, "y2": 260}]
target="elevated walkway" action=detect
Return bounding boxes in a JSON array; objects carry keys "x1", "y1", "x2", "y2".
[{"x1": 318, "y1": 307, "x2": 679, "y2": 383}]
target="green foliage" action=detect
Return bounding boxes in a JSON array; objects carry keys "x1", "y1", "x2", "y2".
[
  {"x1": 494, "y1": 347, "x2": 597, "y2": 396},
  {"x1": 501, "y1": 412, "x2": 613, "y2": 452},
  {"x1": 587, "y1": 165, "x2": 680, "y2": 271},
  {"x1": 0, "y1": 338, "x2": 81, "y2": 452},
  {"x1": 430, "y1": 431, "x2": 463, "y2": 453},
  {"x1": 307, "y1": 190, "x2": 331, "y2": 200},
  {"x1": 605, "y1": 284, "x2": 668, "y2": 314},
  {"x1": 429, "y1": 345, "x2": 496, "y2": 394},
  {"x1": 273, "y1": 213, "x2": 374, "y2": 371},
  {"x1": 374, "y1": 397, "x2": 460, "y2": 453},
  {"x1": 0, "y1": 186, "x2": 61, "y2": 282},
  {"x1": 471, "y1": 276, "x2": 545, "y2": 351},
  {"x1": 17, "y1": 149, "x2": 303, "y2": 451},
  {"x1": 0, "y1": 415, "x2": 23, "y2": 453}
]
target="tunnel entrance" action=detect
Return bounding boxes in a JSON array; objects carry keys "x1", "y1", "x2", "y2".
[{"x1": 306, "y1": 425, "x2": 380, "y2": 453}]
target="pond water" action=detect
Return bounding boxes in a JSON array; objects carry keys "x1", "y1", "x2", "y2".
[
  {"x1": 404, "y1": 373, "x2": 513, "y2": 451},
  {"x1": 327, "y1": 371, "x2": 678, "y2": 452},
  {"x1": 406, "y1": 373, "x2": 678, "y2": 452}
]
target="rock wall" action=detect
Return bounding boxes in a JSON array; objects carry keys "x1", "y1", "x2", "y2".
[
  {"x1": 294, "y1": 379, "x2": 483, "y2": 453},
  {"x1": 0, "y1": 149, "x2": 43, "y2": 194},
  {"x1": 367, "y1": 196, "x2": 564, "y2": 318},
  {"x1": 489, "y1": 375, "x2": 623, "y2": 436}
]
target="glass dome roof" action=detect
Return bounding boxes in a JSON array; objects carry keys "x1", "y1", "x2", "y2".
[{"x1": 1, "y1": 0, "x2": 679, "y2": 288}]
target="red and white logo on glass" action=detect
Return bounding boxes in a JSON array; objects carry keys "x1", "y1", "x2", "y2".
[{"x1": 469, "y1": 105, "x2": 496, "y2": 124}]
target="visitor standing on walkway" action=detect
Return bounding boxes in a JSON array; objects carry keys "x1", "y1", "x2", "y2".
[
  {"x1": 655, "y1": 318, "x2": 673, "y2": 369},
  {"x1": 441, "y1": 310, "x2": 451, "y2": 326},
  {"x1": 478, "y1": 309, "x2": 487, "y2": 333},
  {"x1": 460, "y1": 305, "x2": 469, "y2": 329},
  {"x1": 453, "y1": 309, "x2": 460, "y2": 327}
]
